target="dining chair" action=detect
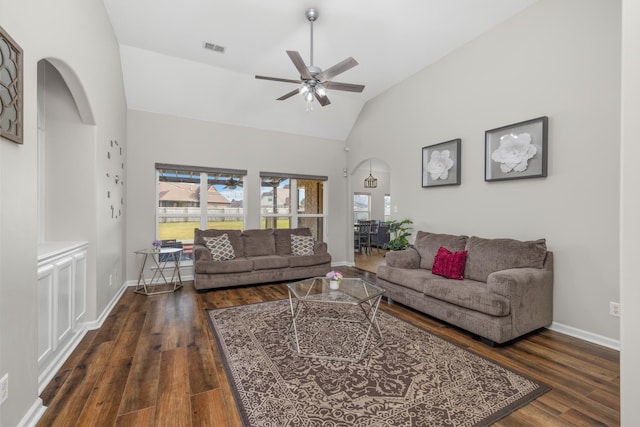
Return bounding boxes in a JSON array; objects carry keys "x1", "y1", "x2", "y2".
[{"x1": 369, "y1": 220, "x2": 381, "y2": 253}]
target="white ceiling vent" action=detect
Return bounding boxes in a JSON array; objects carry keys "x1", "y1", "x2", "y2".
[{"x1": 203, "y1": 42, "x2": 225, "y2": 53}]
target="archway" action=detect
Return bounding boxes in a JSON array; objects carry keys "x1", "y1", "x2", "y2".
[
  {"x1": 37, "y1": 58, "x2": 95, "y2": 242},
  {"x1": 350, "y1": 157, "x2": 390, "y2": 271}
]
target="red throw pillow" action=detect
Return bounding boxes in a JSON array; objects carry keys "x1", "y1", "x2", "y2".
[{"x1": 432, "y1": 246, "x2": 468, "y2": 280}]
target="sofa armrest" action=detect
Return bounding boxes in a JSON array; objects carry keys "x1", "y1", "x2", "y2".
[
  {"x1": 193, "y1": 244, "x2": 211, "y2": 262},
  {"x1": 384, "y1": 248, "x2": 420, "y2": 269},
  {"x1": 487, "y1": 265, "x2": 554, "y2": 334},
  {"x1": 314, "y1": 241, "x2": 328, "y2": 254}
]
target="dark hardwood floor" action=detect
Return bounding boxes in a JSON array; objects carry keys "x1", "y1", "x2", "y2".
[{"x1": 37, "y1": 267, "x2": 620, "y2": 426}]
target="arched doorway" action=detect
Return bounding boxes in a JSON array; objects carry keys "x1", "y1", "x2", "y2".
[
  {"x1": 37, "y1": 58, "x2": 95, "y2": 242},
  {"x1": 350, "y1": 157, "x2": 390, "y2": 272}
]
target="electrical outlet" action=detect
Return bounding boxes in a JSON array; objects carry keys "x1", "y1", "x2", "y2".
[
  {"x1": 0, "y1": 373, "x2": 8, "y2": 405},
  {"x1": 109, "y1": 274, "x2": 113, "y2": 286},
  {"x1": 609, "y1": 302, "x2": 621, "y2": 317}
]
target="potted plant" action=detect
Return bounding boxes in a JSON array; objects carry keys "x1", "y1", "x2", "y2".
[{"x1": 383, "y1": 219, "x2": 414, "y2": 251}]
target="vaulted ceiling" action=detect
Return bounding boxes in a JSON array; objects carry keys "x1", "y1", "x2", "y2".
[{"x1": 104, "y1": 0, "x2": 538, "y2": 141}]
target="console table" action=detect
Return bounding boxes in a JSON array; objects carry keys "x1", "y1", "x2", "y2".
[{"x1": 134, "y1": 247, "x2": 183, "y2": 295}]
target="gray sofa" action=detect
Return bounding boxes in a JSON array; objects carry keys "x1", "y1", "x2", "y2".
[
  {"x1": 377, "y1": 231, "x2": 553, "y2": 345},
  {"x1": 193, "y1": 227, "x2": 331, "y2": 291}
]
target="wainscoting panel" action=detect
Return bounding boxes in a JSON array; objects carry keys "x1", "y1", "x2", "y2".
[
  {"x1": 37, "y1": 241, "x2": 89, "y2": 391},
  {"x1": 37, "y1": 264, "x2": 54, "y2": 364}
]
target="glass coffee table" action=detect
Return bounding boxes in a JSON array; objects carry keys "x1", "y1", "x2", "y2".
[{"x1": 287, "y1": 277, "x2": 385, "y2": 362}]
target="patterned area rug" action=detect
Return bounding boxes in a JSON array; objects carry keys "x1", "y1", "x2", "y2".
[{"x1": 207, "y1": 300, "x2": 549, "y2": 427}]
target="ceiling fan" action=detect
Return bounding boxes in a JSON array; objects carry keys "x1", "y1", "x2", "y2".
[{"x1": 255, "y1": 8, "x2": 365, "y2": 110}]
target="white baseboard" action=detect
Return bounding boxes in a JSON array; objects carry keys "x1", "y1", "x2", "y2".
[
  {"x1": 17, "y1": 398, "x2": 46, "y2": 427},
  {"x1": 37, "y1": 328, "x2": 88, "y2": 394},
  {"x1": 331, "y1": 261, "x2": 353, "y2": 267},
  {"x1": 549, "y1": 321, "x2": 620, "y2": 351},
  {"x1": 37, "y1": 282, "x2": 129, "y2": 394},
  {"x1": 84, "y1": 281, "x2": 128, "y2": 330}
]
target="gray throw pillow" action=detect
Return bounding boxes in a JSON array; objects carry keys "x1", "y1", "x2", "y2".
[{"x1": 464, "y1": 236, "x2": 547, "y2": 282}]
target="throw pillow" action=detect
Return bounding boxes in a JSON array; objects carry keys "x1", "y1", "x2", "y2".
[
  {"x1": 291, "y1": 234, "x2": 315, "y2": 256},
  {"x1": 432, "y1": 246, "x2": 468, "y2": 280},
  {"x1": 203, "y1": 233, "x2": 236, "y2": 261}
]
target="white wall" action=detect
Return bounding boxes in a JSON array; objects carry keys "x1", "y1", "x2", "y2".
[
  {"x1": 125, "y1": 109, "x2": 349, "y2": 281},
  {"x1": 620, "y1": 0, "x2": 639, "y2": 423},
  {"x1": 347, "y1": 0, "x2": 621, "y2": 343},
  {"x1": 0, "y1": 0, "x2": 127, "y2": 425}
]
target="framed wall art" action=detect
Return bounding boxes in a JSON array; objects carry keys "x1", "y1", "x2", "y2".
[
  {"x1": 485, "y1": 116, "x2": 548, "y2": 182},
  {"x1": 0, "y1": 25, "x2": 23, "y2": 144},
  {"x1": 422, "y1": 138, "x2": 461, "y2": 188}
]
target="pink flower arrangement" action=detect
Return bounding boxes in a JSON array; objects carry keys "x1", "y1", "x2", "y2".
[{"x1": 326, "y1": 271, "x2": 343, "y2": 282}]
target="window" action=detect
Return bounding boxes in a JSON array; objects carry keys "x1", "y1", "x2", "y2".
[
  {"x1": 354, "y1": 193, "x2": 370, "y2": 221},
  {"x1": 156, "y1": 163, "x2": 246, "y2": 261},
  {"x1": 260, "y1": 172, "x2": 327, "y2": 241},
  {"x1": 384, "y1": 195, "x2": 391, "y2": 221}
]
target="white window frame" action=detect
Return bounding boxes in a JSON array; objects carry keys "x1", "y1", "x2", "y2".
[
  {"x1": 155, "y1": 164, "x2": 247, "y2": 264},
  {"x1": 260, "y1": 172, "x2": 328, "y2": 241},
  {"x1": 354, "y1": 192, "x2": 371, "y2": 222}
]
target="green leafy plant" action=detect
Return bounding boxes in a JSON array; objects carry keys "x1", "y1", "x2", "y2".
[{"x1": 383, "y1": 219, "x2": 414, "y2": 251}]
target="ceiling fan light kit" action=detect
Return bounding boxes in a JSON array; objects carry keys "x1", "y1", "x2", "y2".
[{"x1": 255, "y1": 8, "x2": 365, "y2": 111}]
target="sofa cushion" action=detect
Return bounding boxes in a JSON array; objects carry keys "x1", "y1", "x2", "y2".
[
  {"x1": 194, "y1": 229, "x2": 244, "y2": 257},
  {"x1": 414, "y1": 231, "x2": 468, "y2": 270},
  {"x1": 432, "y1": 247, "x2": 467, "y2": 280},
  {"x1": 249, "y1": 255, "x2": 291, "y2": 271},
  {"x1": 287, "y1": 253, "x2": 331, "y2": 268},
  {"x1": 376, "y1": 266, "x2": 437, "y2": 293},
  {"x1": 423, "y1": 279, "x2": 510, "y2": 317},
  {"x1": 274, "y1": 228, "x2": 312, "y2": 255},
  {"x1": 291, "y1": 234, "x2": 315, "y2": 256},
  {"x1": 242, "y1": 229, "x2": 276, "y2": 257},
  {"x1": 464, "y1": 236, "x2": 547, "y2": 282},
  {"x1": 194, "y1": 258, "x2": 253, "y2": 274},
  {"x1": 203, "y1": 233, "x2": 236, "y2": 261}
]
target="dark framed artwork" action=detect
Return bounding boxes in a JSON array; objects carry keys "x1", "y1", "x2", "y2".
[
  {"x1": 422, "y1": 138, "x2": 461, "y2": 188},
  {"x1": 0, "y1": 25, "x2": 23, "y2": 144},
  {"x1": 485, "y1": 116, "x2": 548, "y2": 182}
]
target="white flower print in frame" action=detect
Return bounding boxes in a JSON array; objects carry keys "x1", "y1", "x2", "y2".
[
  {"x1": 485, "y1": 117, "x2": 548, "y2": 182},
  {"x1": 422, "y1": 139, "x2": 461, "y2": 188}
]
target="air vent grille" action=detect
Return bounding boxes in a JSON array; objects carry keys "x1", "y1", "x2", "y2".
[{"x1": 203, "y1": 42, "x2": 225, "y2": 53}]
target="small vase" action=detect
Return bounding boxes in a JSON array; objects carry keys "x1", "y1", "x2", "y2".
[
  {"x1": 329, "y1": 280, "x2": 340, "y2": 290},
  {"x1": 153, "y1": 247, "x2": 161, "y2": 253}
]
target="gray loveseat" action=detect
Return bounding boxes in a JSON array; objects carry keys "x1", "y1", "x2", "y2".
[
  {"x1": 376, "y1": 231, "x2": 553, "y2": 345},
  {"x1": 193, "y1": 227, "x2": 331, "y2": 291}
]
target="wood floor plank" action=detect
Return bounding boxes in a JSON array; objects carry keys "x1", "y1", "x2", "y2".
[
  {"x1": 37, "y1": 341, "x2": 114, "y2": 427},
  {"x1": 115, "y1": 407, "x2": 155, "y2": 427},
  {"x1": 109, "y1": 311, "x2": 146, "y2": 361},
  {"x1": 119, "y1": 332, "x2": 163, "y2": 414},
  {"x1": 191, "y1": 389, "x2": 232, "y2": 426},
  {"x1": 155, "y1": 347, "x2": 191, "y2": 427},
  {"x1": 74, "y1": 357, "x2": 133, "y2": 427},
  {"x1": 187, "y1": 322, "x2": 220, "y2": 395},
  {"x1": 38, "y1": 265, "x2": 620, "y2": 427}
]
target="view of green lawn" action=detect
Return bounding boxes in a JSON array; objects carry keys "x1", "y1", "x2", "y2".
[{"x1": 159, "y1": 219, "x2": 290, "y2": 241}]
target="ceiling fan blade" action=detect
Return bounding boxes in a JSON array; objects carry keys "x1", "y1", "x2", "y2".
[
  {"x1": 277, "y1": 89, "x2": 299, "y2": 101},
  {"x1": 323, "y1": 81, "x2": 365, "y2": 93},
  {"x1": 315, "y1": 57, "x2": 358, "y2": 82},
  {"x1": 286, "y1": 51, "x2": 313, "y2": 80},
  {"x1": 315, "y1": 92, "x2": 331, "y2": 107},
  {"x1": 255, "y1": 75, "x2": 301, "y2": 84}
]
